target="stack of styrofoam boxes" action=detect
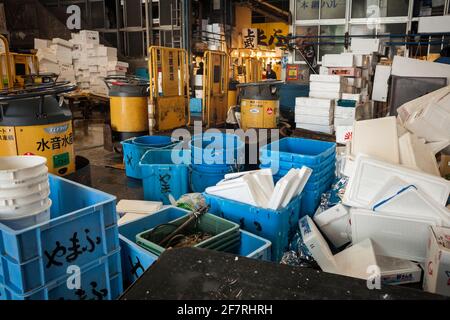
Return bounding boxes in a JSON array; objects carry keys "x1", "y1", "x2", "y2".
[
  {"x1": 205, "y1": 23, "x2": 224, "y2": 51},
  {"x1": 295, "y1": 95, "x2": 335, "y2": 135},
  {"x1": 35, "y1": 38, "x2": 75, "y2": 83},
  {"x1": 334, "y1": 93, "x2": 363, "y2": 144},
  {"x1": 296, "y1": 73, "x2": 345, "y2": 134},
  {"x1": 70, "y1": 30, "x2": 129, "y2": 96}
]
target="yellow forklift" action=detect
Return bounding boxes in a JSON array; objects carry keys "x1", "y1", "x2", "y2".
[
  {"x1": 0, "y1": 34, "x2": 39, "y2": 89},
  {"x1": 148, "y1": 46, "x2": 190, "y2": 132}
]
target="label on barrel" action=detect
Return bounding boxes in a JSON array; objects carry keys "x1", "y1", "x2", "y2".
[
  {"x1": 250, "y1": 108, "x2": 260, "y2": 114},
  {"x1": 267, "y1": 107, "x2": 273, "y2": 115}
]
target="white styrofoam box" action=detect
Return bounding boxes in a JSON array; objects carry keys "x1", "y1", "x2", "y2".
[
  {"x1": 392, "y1": 56, "x2": 450, "y2": 84},
  {"x1": 296, "y1": 123, "x2": 334, "y2": 134},
  {"x1": 351, "y1": 117, "x2": 400, "y2": 165},
  {"x1": 313, "y1": 204, "x2": 351, "y2": 248},
  {"x1": 427, "y1": 140, "x2": 450, "y2": 155},
  {"x1": 372, "y1": 64, "x2": 392, "y2": 102},
  {"x1": 296, "y1": 106, "x2": 333, "y2": 117},
  {"x1": 343, "y1": 154, "x2": 450, "y2": 208},
  {"x1": 309, "y1": 90, "x2": 342, "y2": 100},
  {"x1": 397, "y1": 86, "x2": 450, "y2": 125},
  {"x1": 423, "y1": 226, "x2": 450, "y2": 297},
  {"x1": 342, "y1": 93, "x2": 361, "y2": 103},
  {"x1": 295, "y1": 97, "x2": 334, "y2": 108},
  {"x1": 295, "y1": 115, "x2": 333, "y2": 126},
  {"x1": 350, "y1": 38, "x2": 380, "y2": 54},
  {"x1": 38, "y1": 61, "x2": 60, "y2": 74},
  {"x1": 399, "y1": 133, "x2": 440, "y2": 176},
  {"x1": 78, "y1": 30, "x2": 100, "y2": 44},
  {"x1": 350, "y1": 208, "x2": 438, "y2": 262},
  {"x1": 336, "y1": 126, "x2": 353, "y2": 145},
  {"x1": 368, "y1": 177, "x2": 450, "y2": 226},
  {"x1": 310, "y1": 82, "x2": 342, "y2": 93},
  {"x1": 319, "y1": 66, "x2": 329, "y2": 75},
  {"x1": 299, "y1": 216, "x2": 339, "y2": 274},
  {"x1": 294, "y1": 167, "x2": 312, "y2": 197},
  {"x1": 334, "y1": 117, "x2": 354, "y2": 127},
  {"x1": 334, "y1": 238, "x2": 378, "y2": 280},
  {"x1": 335, "y1": 106, "x2": 356, "y2": 118},
  {"x1": 378, "y1": 255, "x2": 422, "y2": 285},
  {"x1": 34, "y1": 38, "x2": 51, "y2": 50},
  {"x1": 406, "y1": 105, "x2": 450, "y2": 143},
  {"x1": 310, "y1": 74, "x2": 343, "y2": 83},
  {"x1": 206, "y1": 176, "x2": 260, "y2": 207},
  {"x1": 78, "y1": 82, "x2": 91, "y2": 89},
  {"x1": 346, "y1": 77, "x2": 364, "y2": 88},
  {"x1": 322, "y1": 54, "x2": 355, "y2": 68},
  {"x1": 267, "y1": 169, "x2": 298, "y2": 210},
  {"x1": 89, "y1": 65, "x2": 98, "y2": 73},
  {"x1": 37, "y1": 50, "x2": 58, "y2": 64},
  {"x1": 341, "y1": 53, "x2": 369, "y2": 68},
  {"x1": 96, "y1": 46, "x2": 117, "y2": 57},
  {"x1": 418, "y1": 15, "x2": 450, "y2": 33},
  {"x1": 52, "y1": 38, "x2": 73, "y2": 48},
  {"x1": 362, "y1": 68, "x2": 370, "y2": 80}
]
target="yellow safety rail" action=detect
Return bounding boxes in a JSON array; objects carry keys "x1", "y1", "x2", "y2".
[
  {"x1": 148, "y1": 46, "x2": 190, "y2": 132},
  {"x1": 202, "y1": 50, "x2": 229, "y2": 128}
]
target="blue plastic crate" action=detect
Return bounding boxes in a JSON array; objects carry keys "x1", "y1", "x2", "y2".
[
  {"x1": 139, "y1": 149, "x2": 190, "y2": 204},
  {"x1": 0, "y1": 250, "x2": 122, "y2": 300},
  {"x1": 190, "y1": 98, "x2": 202, "y2": 113},
  {"x1": 119, "y1": 207, "x2": 273, "y2": 286},
  {"x1": 0, "y1": 174, "x2": 119, "y2": 295},
  {"x1": 204, "y1": 193, "x2": 303, "y2": 262},
  {"x1": 260, "y1": 151, "x2": 335, "y2": 174},
  {"x1": 121, "y1": 136, "x2": 179, "y2": 179},
  {"x1": 260, "y1": 137, "x2": 336, "y2": 166},
  {"x1": 302, "y1": 176, "x2": 334, "y2": 216}
]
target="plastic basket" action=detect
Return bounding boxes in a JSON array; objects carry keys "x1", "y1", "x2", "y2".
[
  {"x1": 135, "y1": 212, "x2": 240, "y2": 256},
  {"x1": 0, "y1": 174, "x2": 119, "y2": 295},
  {"x1": 139, "y1": 149, "x2": 190, "y2": 204},
  {"x1": 204, "y1": 193, "x2": 303, "y2": 262},
  {"x1": 121, "y1": 136, "x2": 179, "y2": 179},
  {"x1": 0, "y1": 250, "x2": 122, "y2": 300},
  {"x1": 119, "y1": 207, "x2": 271, "y2": 286},
  {"x1": 260, "y1": 137, "x2": 336, "y2": 166}
]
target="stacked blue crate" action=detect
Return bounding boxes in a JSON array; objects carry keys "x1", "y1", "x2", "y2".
[
  {"x1": 260, "y1": 137, "x2": 336, "y2": 216},
  {"x1": 0, "y1": 175, "x2": 122, "y2": 300}
]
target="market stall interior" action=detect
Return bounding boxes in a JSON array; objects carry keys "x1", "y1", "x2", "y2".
[{"x1": 0, "y1": 0, "x2": 450, "y2": 301}]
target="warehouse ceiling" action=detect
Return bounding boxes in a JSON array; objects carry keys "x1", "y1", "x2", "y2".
[{"x1": 235, "y1": 0, "x2": 291, "y2": 24}]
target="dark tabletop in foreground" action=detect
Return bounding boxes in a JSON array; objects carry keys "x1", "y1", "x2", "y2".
[{"x1": 120, "y1": 247, "x2": 445, "y2": 300}]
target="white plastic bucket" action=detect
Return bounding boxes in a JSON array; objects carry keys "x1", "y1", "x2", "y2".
[
  {"x1": 0, "y1": 172, "x2": 49, "y2": 190},
  {"x1": 0, "y1": 176, "x2": 49, "y2": 198},
  {"x1": 0, "y1": 187, "x2": 50, "y2": 209},
  {"x1": 0, "y1": 156, "x2": 48, "y2": 183},
  {"x1": 0, "y1": 197, "x2": 51, "y2": 217},
  {"x1": 0, "y1": 201, "x2": 51, "y2": 230}
]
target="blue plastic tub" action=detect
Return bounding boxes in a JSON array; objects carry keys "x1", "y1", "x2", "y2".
[
  {"x1": 190, "y1": 133, "x2": 245, "y2": 166},
  {"x1": 0, "y1": 174, "x2": 120, "y2": 295},
  {"x1": 260, "y1": 137, "x2": 336, "y2": 166},
  {"x1": 122, "y1": 136, "x2": 179, "y2": 179},
  {"x1": 119, "y1": 207, "x2": 272, "y2": 286},
  {"x1": 190, "y1": 98, "x2": 202, "y2": 113},
  {"x1": 139, "y1": 149, "x2": 190, "y2": 204},
  {"x1": 190, "y1": 167, "x2": 232, "y2": 193},
  {"x1": 0, "y1": 250, "x2": 122, "y2": 300},
  {"x1": 204, "y1": 193, "x2": 303, "y2": 262},
  {"x1": 302, "y1": 176, "x2": 334, "y2": 216}
]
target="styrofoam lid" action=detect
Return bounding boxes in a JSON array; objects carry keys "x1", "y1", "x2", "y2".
[{"x1": 314, "y1": 203, "x2": 349, "y2": 228}]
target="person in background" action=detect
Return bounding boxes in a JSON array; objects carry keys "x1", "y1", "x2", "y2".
[
  {"x1": 266, "y1": 64, "x2": 277, "y2": 80},
  {"x1": 196, "y1": 62, "x2": 204, "y2": 75}
]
